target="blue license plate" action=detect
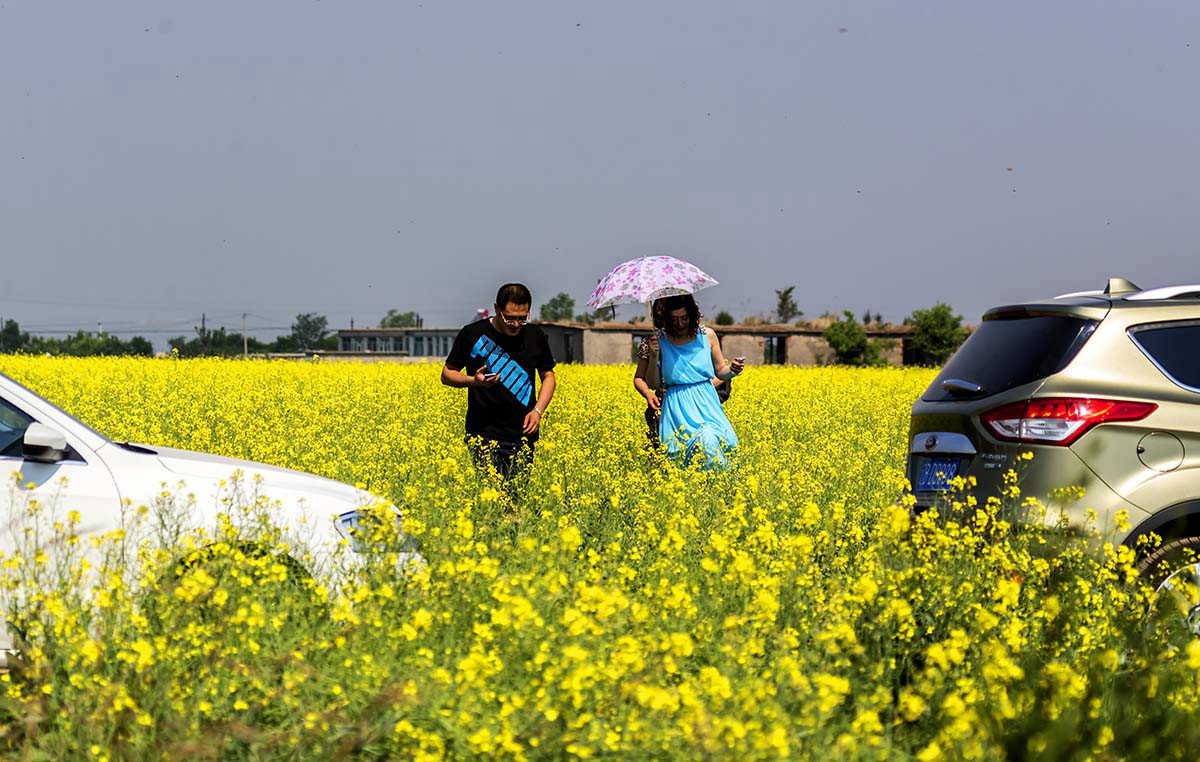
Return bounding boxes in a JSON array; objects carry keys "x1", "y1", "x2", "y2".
[{"x1": 916, "y1": 458, "x2": 959, "y2": 491}]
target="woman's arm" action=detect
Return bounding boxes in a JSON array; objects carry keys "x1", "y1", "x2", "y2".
[
  {"x1": 708, "y1": 330, "x2": 744, "y2": 381},
  {"x1": 708, "y1": 331, "x2": 733, "y2": 381},
  {"x1": 634, "y1": 338, "x2": 662, "y2": 411}
]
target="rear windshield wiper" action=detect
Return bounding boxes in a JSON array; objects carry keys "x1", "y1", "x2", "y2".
[{"x1": 941, "y1": 378, "x2": 984, "y2": 397}]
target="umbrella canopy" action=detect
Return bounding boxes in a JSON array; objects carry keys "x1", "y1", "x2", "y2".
[{"x1": 586, "y1": 255, "x2": 719, "y2": 309}]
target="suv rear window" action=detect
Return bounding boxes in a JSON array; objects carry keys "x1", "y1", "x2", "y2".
[
  {"x1": 1129, "y1": 321, "x2": 1200, "y2": 391},
  {"x1": 923, "y1": 315, "x2": 1098, "y2": 402}
]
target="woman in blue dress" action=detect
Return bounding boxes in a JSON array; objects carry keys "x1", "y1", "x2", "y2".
[{"x1": 634, "y1": 294, "x2": 743, "y2": 469}]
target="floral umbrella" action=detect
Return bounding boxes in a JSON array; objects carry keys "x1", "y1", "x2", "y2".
[{"x1": 586, "y1": 255, "x2": 719, "y2": 309}]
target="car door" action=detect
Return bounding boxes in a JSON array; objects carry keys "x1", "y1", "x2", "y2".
[{"x1": 0, "y1": 393, "x2": 122, "y2": 547}]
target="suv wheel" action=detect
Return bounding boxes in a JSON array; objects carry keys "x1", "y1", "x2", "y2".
[{"x1": 1138, "y1": 536, "x2": 1200, "y2": 636}]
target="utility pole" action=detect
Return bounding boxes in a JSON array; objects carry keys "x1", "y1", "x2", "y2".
[{"x1": 242, "y1": 313, "x2": 248, "y2": 357}]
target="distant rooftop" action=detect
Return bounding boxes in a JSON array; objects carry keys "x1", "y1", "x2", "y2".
[
  {"x1": 337, "y1": 326, "x2": 458, "y2": 335},
  {"x1": 535, "y1": 320, "x2": 912, "y2": 336},
  {"x1": 338, "y1": 321, "x2": 911, "y2": 335}
]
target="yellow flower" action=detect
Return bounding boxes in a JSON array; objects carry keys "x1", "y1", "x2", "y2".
[{"x1": 898, "y1": 690, "x2": 927, "y2": 722}]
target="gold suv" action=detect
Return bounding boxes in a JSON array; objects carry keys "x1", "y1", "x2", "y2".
[{"x1": 908, "y1": 278, "x2": 1200, "y2": 625}]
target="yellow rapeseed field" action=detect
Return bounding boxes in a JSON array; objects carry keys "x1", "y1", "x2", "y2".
[{"x1": 0, "y1": 356, "x2": 1196, "y2": 761}]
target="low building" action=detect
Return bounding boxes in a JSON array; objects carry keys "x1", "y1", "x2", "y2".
[
  {"x1": 705, "y1": 323, "x2": 910, "y2": 366},
  {"x1": 332, "y1": 322, "x2": 913, "y2": 366},
  {"x1": 336, "y1": 327, "x2": 459, "y2": 357},
  {"x1": 538, "y1": 321, "x2": 911, "y2": 366}
]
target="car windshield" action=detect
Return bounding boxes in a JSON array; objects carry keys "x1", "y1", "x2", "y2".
[
  {"x1": 0, "y1": 397, "x2": 34, "y2": 457},
  {"x1": 923, "y1": 315, "x2": 1098, "y2": 402},
  {"x1": 0, "y1": 372, "x2": 110, "y2": 444}
]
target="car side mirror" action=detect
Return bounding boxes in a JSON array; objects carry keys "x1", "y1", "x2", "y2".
[{"x1": 23, "y1": 423, "x2": 70, "y2": 463}]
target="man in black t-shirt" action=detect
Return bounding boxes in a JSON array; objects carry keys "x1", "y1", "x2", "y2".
[{"x1": 442, "y1": 283, "x2": 557, "y2": 484}]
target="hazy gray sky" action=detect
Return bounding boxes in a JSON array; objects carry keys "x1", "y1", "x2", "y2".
[{"x1": 2, "y1": 1, "x2": 1199, "y2": 345}]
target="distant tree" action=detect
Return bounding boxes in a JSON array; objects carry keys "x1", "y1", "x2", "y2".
[
  {"x1": 574, "y1": 305, "x2": 615, "y2": 325},
  {"x1": 824, "y1": 311, "x2": 885, "y2": 366},
  {"x1": 127, "y1": 336, "x2": 154, "y2": 356},
  {"x1": 170, "y1": 327, "x2": 270, "y2": 357},
  {"x1": 539, "y1": 293, "x2": 576, "y2": 322},
  {"x1": 862, "y1": 309, "x2": 873, "y2": 325},
  {"x1": 907, "y1": 303, "x2": 969, "y2": 365},
  {"x1": 380, "y1": 310, "x2": 421, "y2": 328},
  {"x1": 0, "y1": 320, "x2": 28, "y2": 353},
  {"x1": 714, "y1": 310, "x2": 735, "y2": 326},
  {"x1": 775, "y1": 286, "x2": 801, "y2": 323},
  {"x1": 874, "y1": 312, "x2": 883, "y2": 325},
  {"x1": 288, "y1": 313, "x2": 330, "y2": 350},
  {"x1": 26, "y1": 330, "x2": 154, "y2": 357},
  {"x1": 269, "y1": 337, "x2": 295, "y2": 353}
]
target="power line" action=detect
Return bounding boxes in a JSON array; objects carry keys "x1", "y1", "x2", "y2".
[
  {"x1": 0, "y1": 294, "x2": 209, "y2": 313},
  {"x1": 208, "y1": 325, "x2": 291, "y2": 331},
  {"x1": 0, "y1": 292, "x2": 493, "y2": 315},
  {"x1": 19, "y1": 318, "x2": 202, "y2": 331},
  {"x1": 19, "y1": 322, "x2": 293, "y2": 336},
  {"x1": 244, "y1": 312, "x2": 290, "y2": 324},
  {"x1": 23, "y1": 328, "x2": 206, "y2": 336}
]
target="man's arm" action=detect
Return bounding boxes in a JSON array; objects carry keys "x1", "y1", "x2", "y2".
[
  {"x1": 443, "y1": 326, "x2": 489, "y2": 388},
  {"x1": 523, "y1": 369, "x2": 556, "y2": 434},
  {"x1": 442, "y1": 364, "x2": 499, "y2": 389}
]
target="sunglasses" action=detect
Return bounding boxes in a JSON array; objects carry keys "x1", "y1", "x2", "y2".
[{"x1": 497, "y1": 309, "x2": 529, "y2": 327}]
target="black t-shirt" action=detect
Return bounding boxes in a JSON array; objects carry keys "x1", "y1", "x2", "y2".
[{"x1": 446, "y1": 319, "x2": 556, "y2": 442}]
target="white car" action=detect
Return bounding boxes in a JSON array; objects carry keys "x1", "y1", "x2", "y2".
[{"x1": 0, "y1": 371, "x2": 414, "y2": 662}]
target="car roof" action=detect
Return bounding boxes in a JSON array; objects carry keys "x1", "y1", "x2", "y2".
[
  {"x1": 983, "y1": 295, "x2": 1111, "y2": 321},
  {"x1": 983, "y1": 279, "x2": 1200, "y2": 322}
]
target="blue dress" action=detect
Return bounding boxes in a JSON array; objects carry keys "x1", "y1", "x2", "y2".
[{"x1": 658, "y1": 328, "x2": 739, "y2": 470}]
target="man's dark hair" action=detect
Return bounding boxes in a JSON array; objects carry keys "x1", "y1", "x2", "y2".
[
  {"x1": 652, "y1": 294, "x2": 701, "y2": 336},
  {"x1": 496, "y1": 283, "x2": 533, "y2": 309}
]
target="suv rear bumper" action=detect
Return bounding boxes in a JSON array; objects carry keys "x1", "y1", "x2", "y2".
[{"x1": 908, "y1": 442, "x2": 1147, "y2": 543}]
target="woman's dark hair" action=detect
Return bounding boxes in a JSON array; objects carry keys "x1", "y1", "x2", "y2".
[
  {"x1": 652, "y1": 294, "x2": 701, "y2": 336},
  {"x1": 495, "y1": 283, "x2": 532, "y2": 309}
]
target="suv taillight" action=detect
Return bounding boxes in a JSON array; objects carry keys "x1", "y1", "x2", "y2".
[{"x1": 981, "y1": 398, "x2": 1157, "y2": 446}]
